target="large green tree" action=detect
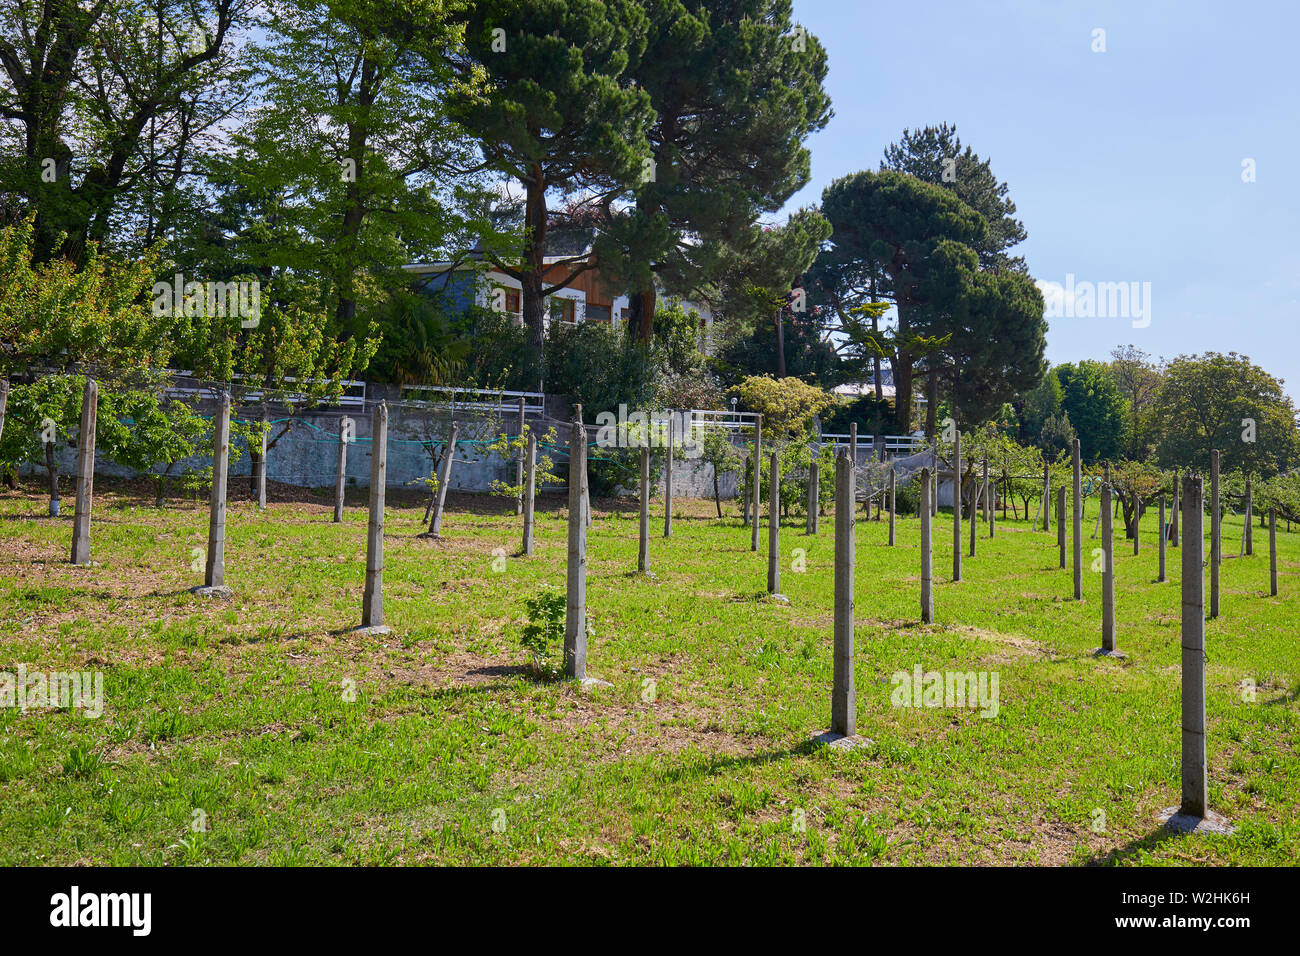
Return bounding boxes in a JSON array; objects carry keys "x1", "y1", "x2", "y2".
[
  {"x1": 816, "y1": 169, "x2": 987, "y2": 434},
  {"x1": 1106, "y1": 344, "x2": 1163, "y2": 461},
  {"x1": 881, "y1": 123, "x2": 1028, "y2": 272},
  {"x1": 198, "y1": 0, "x2": 491, "y2": 339},
  {"x1": 446, "y1": 0, "x2": 654, "y2": 362},
  {"x1": 606, "y1": 0, "x2": 830, "y2": 343},
  {"x1": 1149, "y1": 351, "x2": 1300, "y2": 476},
  {"x1": 1055, "y1": 360, "x2": 1128, "y2": 463},
  {"x1": 0, "y1": 0, "x2": 256, "y2": 264}
]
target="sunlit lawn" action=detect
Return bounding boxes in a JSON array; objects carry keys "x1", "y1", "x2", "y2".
[{"x1": 0, "y1": 477, "x2": 1296, "y2": 865}]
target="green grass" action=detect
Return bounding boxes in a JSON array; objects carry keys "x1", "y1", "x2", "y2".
[{"x1": 0, "y1": 479, "x2": 1296, "y2": 866}]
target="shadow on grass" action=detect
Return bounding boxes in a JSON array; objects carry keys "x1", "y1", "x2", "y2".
[{"x1": 1083, "y1": 826, "x2": 1180, "y2": 866}]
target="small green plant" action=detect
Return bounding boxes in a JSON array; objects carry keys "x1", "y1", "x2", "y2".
[
  {"x1": 62, "y1": 743, "x2": 104, "y2": 779},
  {"x1": 519, "y1": 586, "x2": 591, "y2": 678}
]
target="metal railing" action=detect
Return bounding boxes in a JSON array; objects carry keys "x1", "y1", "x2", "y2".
[
  {"x1": 819, "y1": 432, "x2": 927, "y2": 455},
  {"x1": 401, "y1": 384, "x2": 545, "y2": 416},
  {"x1": 162, "y1": 373, "x2": 367, "y2": 408},
  {"x1": 688, "y1": 408, "x2": 761, "y2": 431}
]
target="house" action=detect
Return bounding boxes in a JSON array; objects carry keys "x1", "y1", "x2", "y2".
[{"x1": 402, "y1": 226, "x2": 715, "y2": 340}]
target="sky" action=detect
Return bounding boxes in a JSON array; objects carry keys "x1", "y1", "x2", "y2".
[{"x1": 782, "y1": 0, "x2": 1300, "y2": 397}]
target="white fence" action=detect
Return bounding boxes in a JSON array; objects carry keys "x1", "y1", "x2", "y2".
[
  {"x1": 401, "y1": 384, "x2": 545, "y2": 416},
  {"x1": 163, "y1": 373, "x2": 367, "y2": 409}
]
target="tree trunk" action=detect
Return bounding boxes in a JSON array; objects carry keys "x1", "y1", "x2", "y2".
[
  {"x1": 925, "y1": 364, "x2": 938, "y2": 439},
  {"x1": 521, "y1": 172, "x2": 549, "y2": 383},
  {"x1": 871, "y1": 311, "x2": 883, "y2": 403},
  {"x1": 774, "y1": 306, "x2": 786, "y2": 378},
  {"x1": 628, "y1": 287, "x2": 657, "y2": 345}
]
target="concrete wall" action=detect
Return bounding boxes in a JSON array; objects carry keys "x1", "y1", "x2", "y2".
[{"x1": 22, "y1": 388, "x2": 750, "y2": 501}]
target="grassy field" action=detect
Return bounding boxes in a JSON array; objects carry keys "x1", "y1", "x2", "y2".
[{"x1": 0, "y1": 477, "x2": 1296, "y2": 866}]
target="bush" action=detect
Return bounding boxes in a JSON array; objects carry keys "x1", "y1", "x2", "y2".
[{"x1": 544, "y1": 321, "x2": 658, "y2": 419}]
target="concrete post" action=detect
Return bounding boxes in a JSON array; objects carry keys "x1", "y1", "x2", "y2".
[
  {"x1": 832, "y1": 449, "x2": 856, "y2": 736},
  {"x1": 1171, "y1": 469, "x2": 1180, "y2": 547},
  {"x1": 1042, "y1": 463, "x2": 1051, "y2": 531},
  {"x1": 888, "y1": 466, "x2": 896, "y2": 546},
  {"x1": 578, "y1": 405, "x2": 591, "y2": 529},
  {"x1": 1210, "y1": 450, "x2": 1220, "y2": 618},
  {"x1": 664, "y1": 415, "x2": 674, "y2": 539},
  {"x1": 920, "y1": 467, "x2": 933, "y2": 624},
  {"x1": 69, "y1": 378, "x2": 98, "y2": 565},
  {"x1": 203, "y1": 392, "x2": 231, "y2": 590},
  {"x1": 1133, "y1": 495, "x2": 1141, "y2": 555},
  {"x1": 952, "y1": 426, "x2": 962, "y2": 582},
  {"x1": 361, "y1": 403, "x2": 388, "y2": 630},
  {"x1": 564, "y1": 419, "x2": 588, "y2": 679},
  {"x1": 807, "y1": 445, "x2": 819, "y2": 536},
  {"x1": 1057, "y1": 485, "x2": 1066, "y2": 569},
  {"x1": 0, "y1": 376, "x2": 9, "y2": 446},
  {"x1": 334, "y1": 416, "x2": 350, "y2": 523},
  {"x1": 767, "y1": 451, "x2": 781, "y2": 597},
  {"x1": 982, "y1": 457, "x2": 990, "y2": 523},
  {"x1": 751, "y1": 415, "x2": 762, "y2": 552},
  {"x1": 1158, "y1": 494, "x2": 1167, "y2": 583},
  {"x1": 1100, "y1": 482, "x2": 1118, "y2": 655},
  {"x1": 984, "y1": 457, "x2": 993, "y2": 531},
  {"x1": 255, "y1": 410, "x2": 268, "y2": 510},
  {"x1": 638, "y1": 445, "x2": 650, "y2": 572},
  {"x1": 523, "y1": 431, "x2": 537, "y2": 556},
  {"x1": 968, "y1": 465, "x2": 977, "y2": 558},
  {"x1": 428, "y1": 420, "x2": 458, "y2": 536},
  {"x1": 1180, "y1": 475, "x2": 1206, "y2": 818},
  {"x1": 1269, "y1": 507, "x2": 1278, "y2": 596},
  {"x1": 1245, "y1": 477, "x2": 1253, "y2": 555},
  {"x1": 1072, "y1": 438, "x2": 1083, "y2": 600}
]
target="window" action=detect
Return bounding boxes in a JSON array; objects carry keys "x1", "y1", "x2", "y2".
[
  {"x1": 491, "y1": 286, "x2": 521, "y2": 315},
  {"x1": 549, "y1": 297, "x2": 576, "y2": 324},
  {"x1": 585, "y1": 304, "x2": 611, "y2": 323}
]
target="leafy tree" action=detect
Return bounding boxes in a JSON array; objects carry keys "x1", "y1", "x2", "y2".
[
  {"x1": 728, "y1": 374, "x2": 832, "y2": 439},
  {"x1": 1020, "y1": 368, "x2": 1063, "y2": 443},
  {"x1": 1106, "y1": 344, "x2": 1163, "y2": 461},
  {"x1": 699, "y1": 424, "x2": 742, "y2": 518},
  {"x1": 1037, "y1": 409, "x2": 1076, "y2": 459},
  {"x1": 605, "y1": 0, "x2": 831, "y2": 343},
  {"x1": 816, "y1": 171, "x2": 982, "y2": 433},
  {"x1": 1055, "y1": 360, "x2": 1128, "y2": 464},
  {"x1": 0, "y1": 0, "x2": 257, "y2": 264},
  {"x1": 204, "y1": 0, "x2": 491, "y2": 336},
  {"x1": 1149, "y1": 351, "x2": 1300, "y2": 477},
  {"x1": 938, "y1": 260, "x2": 1046, "y2": 425},
  {"x1": 446, "y1": 0, "x2": 655, "y2": 361},
  {"x1": 881, "y1": 123, "x2": 1028, "y2": 272}
]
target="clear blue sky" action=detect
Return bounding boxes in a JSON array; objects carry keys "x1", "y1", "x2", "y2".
[{"x1": 783, "y1": 0, "x2": 1300, "y2": 398}]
